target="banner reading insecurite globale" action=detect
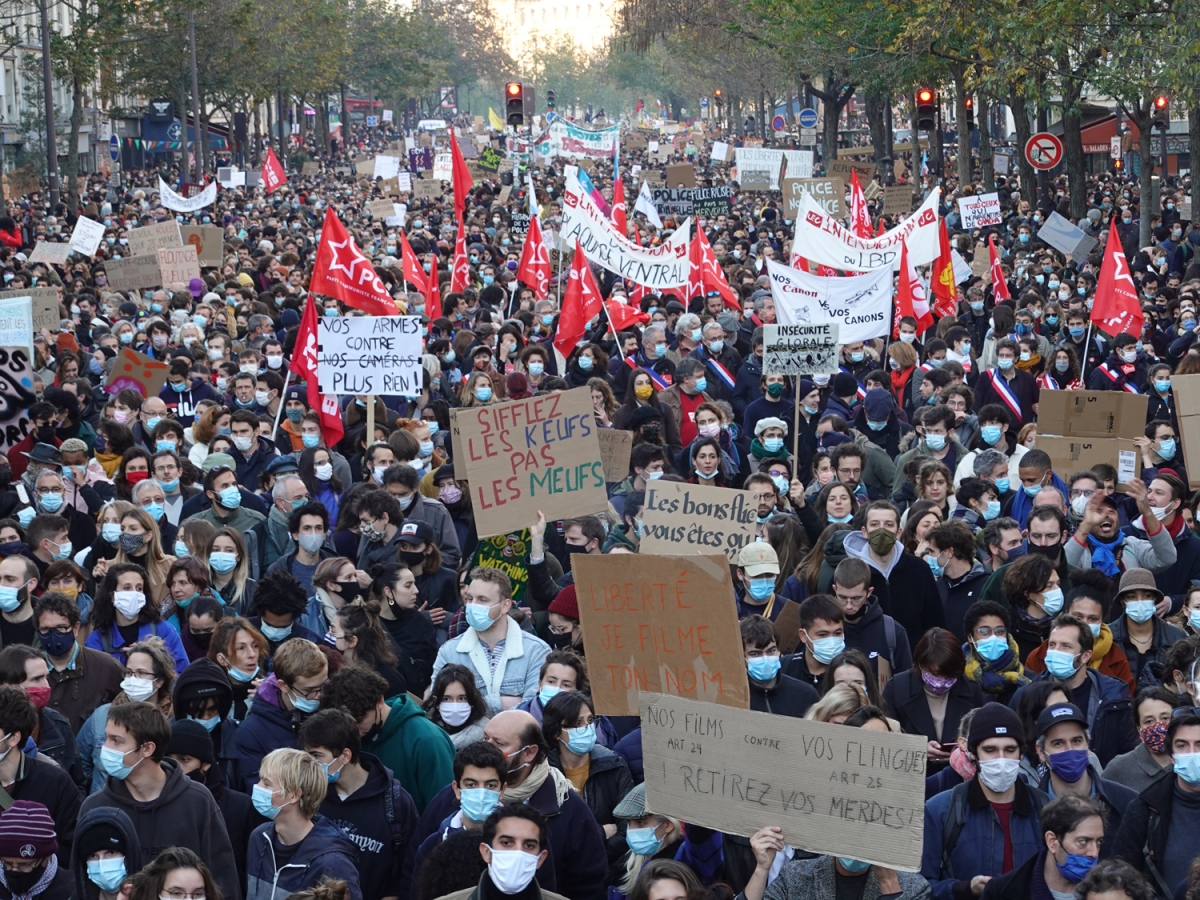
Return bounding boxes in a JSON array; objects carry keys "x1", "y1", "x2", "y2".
[{"x1": 533, "y1": 121, "x2": 620, "y2": 160}]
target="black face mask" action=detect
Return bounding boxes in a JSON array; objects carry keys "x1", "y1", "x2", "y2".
[
  {"x1": 1028, "y1": 542, "x2": 1061, "y2": 562},
  {"x1": 0, "y1": 465, "x2": 11, "y2": 488},
  {"x1": 547, "y1": 631, "x2": 575, "y2": 650},
  {"x1": 5, "y1": 864, "x2": 43, "y2": 895},
  {"x1": 190, "y1": 630, "x2": 213, "y2": 651},
  {"x1": 399, "y1": 549, "x2": 426, "y2": 569},
  {"x1": 34, "y1": 424, "x2": 55, "y2": 443},
  {"x1": 335, "y1": 581, "x2": 365, "y2": 605}
]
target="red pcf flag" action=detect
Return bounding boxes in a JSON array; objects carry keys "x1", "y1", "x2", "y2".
[
  {"x1": 605, "y1": 299, "x2": 649, "y2": 332},
  {"x1": 988, "y1": 234, "x2": 1011, "y2": 301},
  {"x1": 425, "y1": 252, "x2": 441, "y2": 322},
  {"x1": 893, "y1": 237, "x2": 934, "y2": 337},
  {"x1": 1092, "y1": 218, "x2": 1144, "y2": 338},
  {"x1": 555, "y1": 242, "x2": 603, "y2": 360},
  {"x1": 930, "y1": 217, "x2": 958, "y2": 318},
  {"x1": 310, "y1": 208, "x2": 398, "y2": 316},
  {"x1": 290, "y1": 295, "x2": 345, "y2": 448},
  {"x1": 849, "y1": 169, "x2": 872, "y2": 239},
  {"x1": 450, "y1": 222, "x2": 470, "y2": 293},
  {"x1": 693, "y1": 228, "x2": 739, "y2": 308},
  {"x1": 449, "y1": 126, "x2": 474, "y2": 219},
  {"x1": 612, "y1": 175, "x2": 627, "y2": 236},
  {"x1": 517, "y1": 214, "x2": 551, "y2": 300},
  {"x1": 261, "y1": 148, "x2": 287, "y2": 194},
  {"x1": 399, "y1": 230, "x2": 428, "y2": 296}
]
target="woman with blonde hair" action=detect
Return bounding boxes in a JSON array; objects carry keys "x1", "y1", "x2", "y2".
[
  {"x1": 114, "y1": 506, "x2": 174, "y2": 606},
  {"x1": 205, "y1": 527, "x2": 256, "y2": 614},
  {"x1": 803, "y1": 681, "x2": 869, "y2": 724},
  {"x1": 188, "y1": 406, "x2": 231, "y2": 467},
  {"x1": 398, "y1": 418, "x2": 447, "y2": 470},
  {"x1": 460, "y1": 371, "x2": 498, "y2": 407},
  {"x1": 80, "y1": 500, "x2": 134, "y2": 576},
  {"x1": 208, "y1": 617, "x2": 269, "y2": 720},
  {"x1": 608, "y1": 784, "x2": 685, "y2": 900},
  {"x1": 887, "y1": 341, "x2": 920, "y2": 410},
  {"x1": 77, "y1": 636, "x2": 176, "y2": 793}
]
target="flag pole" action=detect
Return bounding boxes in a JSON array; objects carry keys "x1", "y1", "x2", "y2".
[
  {"x1": 1079, "y1": 322, "x2": 1094, "y2": 383},
  {"x1": 792, "y1": 376, "x2": 802, "y2": 471},
  {"x1": 270, "y1": 369, "x2": 292, "y2": 442}
]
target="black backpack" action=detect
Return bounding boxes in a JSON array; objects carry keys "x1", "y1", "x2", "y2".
[{"x1": 939, "y1": 780, "x2": 1049, "y2": 878}]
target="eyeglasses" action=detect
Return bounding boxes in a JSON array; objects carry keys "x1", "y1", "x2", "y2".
[
  {"x1": 161, "y1": 891, "x2": 206, "y2": 900},
  {"x1": 973, "y1": 625, "x2": 1008, "y2": 638},
  {"x1": 1069, "y1": 489, "x2": 1096, "y2": 500},
  {"x1": 2, "y1": 860, "x2": 42, "y2": 873},
  {"x1": 38, "y1": 627, "x2": 72, "y2": 637},
  {"x1": 122, "y1": 668, "x2": 156, "y2": 680},
  {"x1": 291, "y1": 682, "x2": 326, "y2": 701}
]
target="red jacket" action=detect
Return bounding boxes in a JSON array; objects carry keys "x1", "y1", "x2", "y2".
[{"x1": 0, "y1": 227, "x2": 21, "y2": 249}]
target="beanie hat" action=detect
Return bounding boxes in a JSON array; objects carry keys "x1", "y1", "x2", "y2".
[
  {"x1": 0, "y1": 801, "x2": 58, "y2": 859},
  {"x1": 74, "y1": 821, "x2": 128, "y2": 862},
  {"x1": 798, "y1": 379, "x2": 816, "y2": 399},
  {"x1": 832, "y1": 372, "x2": 859, "y2": 398},
  {"x1": 967, "y1": 703, "x2": 1025, "y2": 754},
  {"x1": 165, "y1": 720, "x2": 215, "y2": 766},
  {"x1": 629, "y1": 406, "x2": 664, "y2": 429},
  {"x1": 548, "y1": 585, "x2": 579, "y2": 621}
]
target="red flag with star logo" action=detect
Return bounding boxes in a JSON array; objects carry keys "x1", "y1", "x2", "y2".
[
  {"x1": 988, "y1": 234, "x2": 1011, "y2": 301},
  {"x1": 399, "y1": 230, "x2": 428, "y2": 296},
  {"x1": 1092, "y1": 218, "x2": 1143, "y2": 338},
  {"x1": 517, "y1": 213, "x2": 551, "y2": 300},
  {"x1": 893, "y1": 238, "x2": 934, "y2": 337},
  {"x1": 605, "y1": 299, "x2": 649, "y2": 332},
  {"x1": 310, "y1": 208, "x2": 397, "y2": 315},
  {"x1": 450, "y1": 222, "x2": 470, "y2": 293},
  {"x1": 449, "y1": 126, "x2": 474, "y2": 220},
  {"x1": 425, "y1": 252, "x2": 441, "y2": 321},
  {"x1": 555, "y1": 242, "x2": 603, "y2": 360},
  {"x1": 612, "y1": 175, "x2": 627, "y2": 236},
  {"x1": 290, "y1": 295, "x2": 345, "y2": 448},
  {"x1": 690, "y1": 228, "x2": 738, "y2": 308},
  {"x1": 849, "y1": 169, "x2": 872, "y2": 238},
  {"x1": 261, "y1": 148, "x2": 287, "y2": 194},
  {"x1": 930, "y1": 217, "x2": 958, "y2": 318}
]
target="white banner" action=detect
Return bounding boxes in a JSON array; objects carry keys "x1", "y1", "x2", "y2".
[
  {"x1": 957, "y1": 192, "x2": 1001, "y2": 229},
  {"x1": 792, "y1": 187, "x2": 941, "y2": 271},
  {"x1": 767, "y1": 260, "x2": 892, "y2": 343},
  {"x1": 157, "y1": 177, "x2": 217, "y2": 212},
  {"x1": 68, "y1": 217, "x2": 105, "y2": 256},
  {"x1": 560, "y1": 176, "x2": 691, "y2": 289},
  {"x1": 534, "y1": 121, "x2": 620, "y2": 160},
  {"x1": 734, "y1": 148, "x2": 785, "y2": 189}
]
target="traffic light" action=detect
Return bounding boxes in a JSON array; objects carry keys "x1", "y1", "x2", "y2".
[
  {"x1": 547, "y1": 90, "x2": 556, "y2": 110},
  {"x1": 964, "y1": 96, "x2": 975, "y2": 132},
  {"x1": 916, "y1": 87, "x2": 937, "y2": 131},
  {"x1": 714, "y1": 89, "x2": 723, "y2": 108},
  {"x1": 1153, "y1": 94, "x2": 1170, "y2": 130},
  {"x1": 505, "y1": 82, "x2": 523, "y2": 126}
]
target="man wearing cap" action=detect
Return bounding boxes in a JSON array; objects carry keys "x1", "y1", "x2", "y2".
[
  {"x1": 1106, "y1": 568, "x2": 1186, "y2": 690},
  {"x1": 921, "y1": 703, "x2": 1049, "y2": 900},
  {"x1": 859, "y1": 387, "x2": 912, "y2": 460},
  {"x1": 824, "y1": 372, "x2": 861, "y2": 423},
  {"x1": 1032, "y1": 702, "x2": 1136, "y2": 840},
  {"x1": 381, "y1": 465, "x2": 461, "y2": 570},
  {"x1": 0, "y1": 800, "x2": 75, "y2": 900},
  {"x1": 736, "y1": 543, "x2": 785, "y2": 621},
  {"x1": 72, "y1": 806, "x2": 141, "y2": 900},
  {"x1": 9, "y1": 405, "x2": 61, "y2": 481}
]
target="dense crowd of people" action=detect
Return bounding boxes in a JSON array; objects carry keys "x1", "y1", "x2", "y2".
[{"x1": 0, "y1": 115, "x2": 1193, "y2": 900}]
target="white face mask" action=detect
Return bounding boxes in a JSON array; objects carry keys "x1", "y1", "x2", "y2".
[
  {"x1": 120, "y1": 675, "x2": 156, "y2": 702},
  {"x1": 113, "y1": 590, "x2": 146, "y2": 620},
  {"x1": 439, "y1": 701, "x2": 471, "y2": 726},
  {"x1": 233, "y1": 435, "x2": 254, "y2": 452},
  {"x1": 487, "y1": 849, "x2": 540, "y2": 894},
  {"x1": 314, "y1": 463, "x2": 334, "y2": 481},
  {"x1": 1151, "y1": 504, "x2": 1173, "y2": 521},
  {"x1": 977, "y1": 757, "x2": 1021, "y2": 793},
  {"x1": 1070, "y1": 495, "x2": 1089, "y2": 518}
]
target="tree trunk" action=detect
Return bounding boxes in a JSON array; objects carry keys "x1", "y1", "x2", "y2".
[
  {"x1": 200, "y1": 106, "x2": 210, "y2": 176},
  {"x1": 864, "y1": 91, "x2": 887, "y2": 163},
  {"x1": 252, "y1": 102, "x2": 262, "y2": 166},
  {"x1": 978, "y1": 94, "x2": 994, "y2": 190},
  {"x1": 64, "y1": 74, "x2": 83, "y2": 214},
  {"x1": 1191, "y1": 104, "x2": 1200, "y2": 212},
  {"x1": 265, "y1": 96, "x2": 274, "y2": 164},
  {"x1": 1009, "y1": 94, "x2": 1037, "y2": 203},
  {"x1": 1138, "y1": 108, "x2": 1154, "y2": 247},
  {"x1": 952, "y1": 65, "x2": 971, "y2": 189},
  {"x1": 1061, "y1": 93, "x2": 1086, "y2": 219}
]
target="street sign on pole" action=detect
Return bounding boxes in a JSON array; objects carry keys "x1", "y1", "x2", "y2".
[
  {"x1": 109, "y1": 135, "x2": 119, "y2": 162},
  {"x1": 772, "y1": 115, "x2": 786, "y2": 133},
  {"x1": 798, "y1": 108, "x2": 818, "y2": 129},
  {"x1": 799, "y1": 128, "x2": 817, "y2": 146},
  {"x1": 700, "y1": 97, "x2": 709, "y2": 109},
  {"x1": 1025, "y1": 132, "x2": 1063, "y2": 170}
]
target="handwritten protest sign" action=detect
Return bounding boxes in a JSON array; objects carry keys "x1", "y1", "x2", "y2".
[
  {"x1": 764, "y1": 323, "x2": 840, "y2": 376},
  {"x1": 105, "y1": 255, "x2": 162, "y2": 291},
  {"x1": 574, "y1": 555, "x2": 749, "y2": 716},
  {"x1": 640, "y1": 481, "x2": 757, "y2": 562},
  {"x1": 957, "y1": 192, "x2": 1002, "y2": 229},
  {"x1": 641, "y1": 693, "x2": 927, "y2": 870},
  {"x1": 0, "y1": 289, "x2": 59, "y2": 334},
  {"x1": 651, "y1": 189, "x2": 693, "y2": 219},
  {"x1": 783, "y1": 150, "x2": 814, "y2": 179},
  {"x1": 373, "y1": 155, "x2": 402, "y2": 181},
  {"x1": 28, "y1": 242, "x2": 71, "y2": 266},
  {"x1": 302, "y1": 162, "x2": 320, "y2": 176},
  {"x1": 104, "y1": 347, "x2": 169, "y2": 398},
  {"x1": 157, "y1": 246, "x2": 200, "y2": 286},
  {"x1": 597, "y1": 428, "x2": 633, "y2": 483},
  {"x1": 69, "y1": 217, "x2": 105, "y2": 256},
  {"x1": 880, "y1": 185, "x2": 915, "y2": 214},
  {"x1": 317, "y1": 315, "x2": 422, "y2": 396},
  {"x1": 735, "y1": 148, "x2": 784, "y2": 189},
  {"x1": 829, "y1": 159, "x2": 876, "y2": 182},
  {"x1": 367, "y1": 199, "x2": 397, "y2": 220},
  {"x1": 783, "y1": 177, "x2": 843, "y2": 219},
  {"x1": 128, "y1": 221, "x2": 182, "y2": 258},
  {"x1": 181, "y1": 226, "x2": 223, "y2": 267},
  {"x1": 449, "y1": 387, "x2": 608, "y2": 539},
  {"x1": 691, "y1": 186, "x2": 733, "y2": 218},
  {"x1": 0, "y1": 296, "x2": 31, "y2": 348},
  {"x1": 412, "y1": 179, "x2": 441, "y2": 199}
]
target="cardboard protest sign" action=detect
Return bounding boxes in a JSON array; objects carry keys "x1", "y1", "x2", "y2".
[
  {"x1": 69, "y1": 217, "x2": 105, "y2": 257},
  {"x1": 157, "y1": 246, "x2": 200, "y2": 287},
  {"x1": 1038, "y1": 390, "x2": 1147, "y2": 490},
  {"x1": 28, "y1": 242, "x2": 71, "y2": 266},
  {"x1": 0, "y1": 296, "x2": 32, "y2": 348},
  {"x1": 690, "y1": 186, "x2": 733, "y2": 219},
  {"x1": 881, "y1": 185, "x2": 915, "y2": 214},
  {"x1": 450, "y1": 388, "x2": 608, "y2": 538},
  {"x1": 640, "y1": 481, "x2": 757, "y2": 562},
  {"x1": 574, "y1": 555, "x2": 749, "y2": 716},
  {"x1": 651, "y1": 189, "x2": 694, "y2": 219},
  {"x1": 782, "y1": 150, "x2": 814, "y2": 179},
  {"x1": 433, "y1": 154, "x2": 453, "y2": 181},
  {"x1": 367, "y1": 199, "x2": 397, "y2": 220},
  {"x1": 1174, "y1": 374, "x2": 1200, "y2": 488},
  {"x1": 128, "y1": 221, "x2": 182, "y2": 258},
  {"x1": 738, "y1": 171, "x2": 772, "y2": 192},
  {"x1": 641, "y1": 693, "x2": 927, "y2": 870},
  {"x1": 735, "y1": 148, "x2": 785, "y2": 190},
  {"x1": 302, "y1": 161, "x2": 320, "y2": 176},
  {"x1": 783, "y1": 177, "x2": 843, "y2": 218},
  {"x1": 773, "y1": 600, "x2": 803, "y2": 654},
  {"x1": 0, "y1": 288, "x2": 61, "y2": 336},
  {"x1": 597, "y1": 428, "x2": 633, "y2": 483},
  {"x1": 1039, "y1": 437, "x2": 1140, "y2": 486},
  {"x1": 710, "y1": 141, "x2": 732, "y2": 163},
  {"x1": 5, "y1": 167, "x2": 38, "y2": 197},
  {"x1": 412, "y1": 179, "x2": 441, "y2": 199},
  {"x1": 664, "y1": 163, "x2": 697, "y2": 188},
  {"x1": 180, "y1": 226, "x2": 223, "y2": 267},
  {"x1": 104, "y1": 255, "x2": 162, "y2": 292},
  {"x1": 763, "y1": 323, "x2": 840, "y2": 376},
  {"x1": 354, "y1": 157, "x2": 376, "y2": 176},
  {"x1": 1038, "y1": 212, "x2": 1096, "y2": 265},
  {"x1": 479, "y1": 146, "x2": 503, "y2": 172},
  {"x1": 104, "y1": 347, "x2": 169, "y2": 398},
  {"x1": 956, "y1": 192, "x2": 1002, "y2": 229},
  {"x1": 317, "y1": 316, "x2": 423, "y2": 396},
  {"x1": 373, "y1": 155, "x2": 402, "y2": 180},
  {"x1": 829, "y1": 159, "x2": 876, "y2": 182}
]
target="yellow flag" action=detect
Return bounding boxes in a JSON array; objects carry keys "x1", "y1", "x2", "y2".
[{"x1": 488, "y1": 108, "x2": 504, "y2": 130}]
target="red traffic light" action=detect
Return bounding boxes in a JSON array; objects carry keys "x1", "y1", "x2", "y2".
[
  {"x1": 1154, "y1": 94, "x2": 1169, "y2": 109},
  {"x1": 506, "y1": 82, "x2": 522, "y2": 96},
  {"x1": 964, "y1": 97, "x2": 973, "y2": 109},
  {"x1": 918, "y1": 89, "x2": 934, "y2": 103}
]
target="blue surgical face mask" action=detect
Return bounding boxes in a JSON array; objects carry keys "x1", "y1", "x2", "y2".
[
  {"x1": 218, "y1": 486, "x2": 241, "y2": 509},
  {"x1": 460, "y1": 787, "x2": 502, "y2": 822},
  {"x1": 997, "y1": 357, "x2": 1014, "y2": 371},
  {"x1": 102, "y1": 523, "x2": 122, "y2": 543},
  {"x1": 100, "y1": 745, "x2": 141, "y2": 780},
  {"x1": 1159, "y1": 438, "x2": 1177, "y2": 460},
  {"x1": 189, "y1": 714, "x2": 221, "y2": 733},
  {"x1": 1040, "y1": 587, "x2": 1064, "y2": 616},
  {"x1": 1156, "y1": 380, "x2": 1172, "y2": 394},
  {"x1": 927, "y1": 554, "x2": 945, "y2": 578},
  {"x1": 260, "y1": 621, "x2": 293, "y2": 642},
  {"x1": 626, "y1": 827, "x2": 663, "y2": 856},
  {"x1": 142, "y1": 503, "x2": 164, "y2": 522},
  {"x1": 1124, "y1": 599, "x2": 1157, "y2": 624},
  {"x1": 693, "y1": 376, "x2": 707, "y2": 393},
  {"x1": 747, "y1": 655, "x2": 781, "y2": 682},
  {"x1": 867, "y1": 420, "x2": 886, "y2": 431},
  {"x1": 1055, "y1": 851, "x2": 1097, "y2": 883},
  {"x1": 837, "y1": 858, "x2": 871, "y2": 875},
  {"x1": 974, "y1": 634, "x2": 1008, "y2": 662},
  {"x1": 465, "y1": 602, "x2": 496, "y2": 632},
  {"x1": 1044, "y1": 648, "x2": 1079, "y2": 679},
  {"x1": 475, "y1": 385, "x2": 493, "y2": 402},
  {"x1": 1069, "y1": 326, "x2": 1085, "y2": 339},
  {"x1": 538, "y1": 685, "x2": 561, "y2": 706},
  {"x1": 1024, "y1": 483, "x2": 1043, "y2": 497},
  {"x1": 980, "y1": 425, "x2": 1002, "y2": 446},
  {"x1": 984, "y1": 499, "x2": 1001, "y2": 520},
  {"x1": 302, "y1": 433, "x2": 320, "y2": 448},
  {"x1": 1176, "y1": 752, "x2": 1200, "y2": 785},
  {"x1": 252, "y1": 783, "x2": 286, "y2": 818},
  {"x1": 87, "y1": 858, "x2": 127, "y2": 893},
  {"x1": 746, "y1": 577, "x2": 774, "y2": 601},
  {"x1": 925, "y1": 433, "x2": 946, "y2": 451},
  {"x1": 763, "y1": 437, "x2": 784, "y2": 453},
  {"x1": 810, "y1": 635, "x2": 845, "y2": 664},
  {"x1": 994, "y1": 477, "x2": 1010, "y2": 494},
  {"x1": 228, "y1": 664, "x2": 259, "y2": 683},
  {"x1": 563, "y1": 723, "x2": 597, "y2": 755},
  {"x1": 210, "y1": 551, "x2": 237, "y2": 574}
]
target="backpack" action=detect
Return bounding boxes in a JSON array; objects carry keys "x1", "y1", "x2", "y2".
[
  {"x1": 940, "y1": 780, "x2": 1049, "y2": 879},
  {"x1": 382, "y1": 775, "x2": 413, "y2": 853}
]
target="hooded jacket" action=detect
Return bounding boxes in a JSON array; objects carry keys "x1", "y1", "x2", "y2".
[
  {"x1": 316, "y1": 753, "x2": 415, "y2": 900},
  {"x1": 79, "y1": 757, "x2": 241, "y2": 900},
  {"x1": 843, "y1": 597, "x2": 914, "y2": 677},
  {"x1": 234, "y1": 674, "x2": 302, "y2": 792},
  {"x1": 362, "y1": 694, "x2": 455, "y2": 815},
  {"x1": 246, "y1": 814, "x2": 362, "y2": 900},
  {"x1": 71, "y1": 806, "x2": 142, "y2": 900},
  {"x1": 173, "y1": 658, "x2": 243, "y2": 789}
]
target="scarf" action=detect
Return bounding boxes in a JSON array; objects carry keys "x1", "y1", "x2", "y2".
[
  {"x1": 1091, "y1": 624, "x2": 1114, "y2": 668},
  {"x1": 890, "y1": 366, "x2": 913, "y2": 401},
  {"x1": 94, "y1": 451, "x2": 122, "y2": 478},
  {"x1": 1086, "y1": 533, "x2": 1124, "y2": 577},
  {"x1": 963, "y1": 637, "x2": 1030, "y2": 699},
  {"x1": 1016, "y1": 353, "x2": 1042, "y2": 372},
  {"x1": 749, "y1": 438, "x2": 790, "y2": 462},
  {"x1": 503, "y1": 759, "x2": 572, "y2": 806},
  {"x1": 0, "y1": 855, "x2": 57, "y2": 900}
]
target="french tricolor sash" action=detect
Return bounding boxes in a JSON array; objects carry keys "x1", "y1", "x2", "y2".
[
  {"x1": 839, "y1": 367, "x2": 867, "y2": 399},
  {"x1": 988, "y1": 369, "x2": 1024, "y2": 421},
  {"x1": 1096, "y1": 363, "x2": 1140, "y2": 393},
  {"x1": 625, "y1": 355, "x2": 670, "y2": 390},
  {"x1": 704, "y1": 356, "x2": 737, "y2": 391}
]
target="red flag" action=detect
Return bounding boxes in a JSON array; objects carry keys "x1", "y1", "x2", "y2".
[
  {"x1": 450, "y1": 222, "x2": 470, "y2": 293},
  {"x1": 606, "y1": 299, "x2": 650, "y2": 332},
  {"x1": 893, "y1": 238, "x2": 934, "y2": 338},
  {"x1": 449, "y1": 126, "x2": 474, "y2": 219},
  {"x1": 310, "y1": 208, "x2": 397, "y2": 316},
  {"x1": 692, "y1": 229, "x2": 739, "y2": 308},
  {"x1": 399, "y1": 231, "x2": 428, "y2": 295},
  {"x1": 849, "y1": 170, "x2": 872, "y2": 238},
  {"x1": 1092, "y1": 218, "x2": 1143, "y2": 338},
  {"x1": 875, "y1": 218, "x2": 886, "y2": 237},
  {"x1": 555, "y1": 242, "x2": 604, "y2": 360},
  {"x1": 261, "y1": 148, "x2": 287, "y2": 194},
  {"x1": 930, "y1": 217, "x2": 958, "y2": 318},
  {"x1": 612, "y1": 175, "x2": 627, "y2": 236},
  {"x1": 988, "y1": 234, "x2": 1010, "y2": 301},
  {"x1": 291, "y1": 295, "x2": 345, "y2": 448},
  {"x1": 425, "y1": 252, "x2": 441, "y2": 321},
  {"x1": 517, "y1": 214, "x2": 551, "y2": 300}
]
